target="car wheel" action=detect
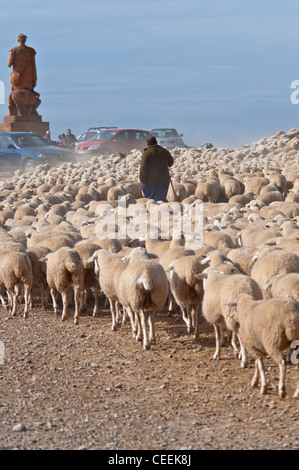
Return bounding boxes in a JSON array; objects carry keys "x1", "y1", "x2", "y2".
[{"x1": 22, "y1": 158, "x2": 36, "y2": 172}]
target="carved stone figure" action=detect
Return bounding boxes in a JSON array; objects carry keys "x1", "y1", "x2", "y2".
[{"x1": 7, "y1": 34, "x2": 41, "y2": 118}]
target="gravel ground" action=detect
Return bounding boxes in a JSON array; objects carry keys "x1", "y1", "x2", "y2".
[{"x1": 0, "y1": 294, "x2": 299, "y2": 452}]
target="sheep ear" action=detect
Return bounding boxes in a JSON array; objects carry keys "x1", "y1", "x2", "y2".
[
  {"x1": 165, "y1": 260, "x2": 177, "y2": 272},
  {"x1": 200, "y1": 257, "x2": 210, "y2": 265},
  {"x1": 147, "y1": 252, "x2": 158, "y2": 259},
  {"x1": 223, "y1": 256, "x2": 234, "y2": 264},
  {"x1": 94, "y1": 258, "x2": 100, "y2": 274},
  {"x1": 263, "y1": 281, "x2": 272, "y2": 290},
  {"x1": 250, "y1": 255, "x2": 258, "y2": 265},
  {"x1": 226, "y1": 301, "x2": 237, "y2": 308},
  {"x1": 39, "y1": 256, "x2": 48, "y2": 263},
  {"x1": 195, "y1": 272, "x2": 207, "y2": 280},
  {"x1": 86, "y1": 253, "x2": 97, "y2": 264}
]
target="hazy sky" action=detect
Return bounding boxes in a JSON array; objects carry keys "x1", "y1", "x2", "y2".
[{"x1": 0, "y1": 0, "x2": 298, "y2": 148}]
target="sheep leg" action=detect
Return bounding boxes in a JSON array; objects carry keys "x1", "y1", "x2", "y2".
[
  {"x1": 92, "y1": 284, "x2": 99, "y2": 317},
  {"x1": 23, "y1": 284, "x2": 30, "y2": 319},
  {"x1": 219, "y1": 326, "x2": 225, "y2": 346},
  {"x1": 278, "y1": 359, "x2": 286, "y2": 399},
  {"x1": 125, "y1": 307, "x2": 138, "y2": 338},
  {"x1": 238, "y1": 335, "x2": 248, "y2": 368},
  {"x1": 134, "y1": 312, "x2": 143, "y2": 342},
  {"x1": 115, "y1": 301, "x2": 122, "y2": 327},
  {"x1": 168, "y1": 293, "x2": 173, "y2": 317},
  {"x1": 148, "y1": 310, "x2": 157, "y2": 345},
  {"x1": 73, "y1": 286, "x2": 80, "y2": 325},
  {"x1": 293, "y1": 365, "x2": 299, "y2": 398},
  {"x1": 8, "y1": 290, "x2": 17, "y2": 317},
  {"x1": 50, "y1": 288, "x2": 60, "y2": 316},
  {"x1": 6, "y1": 290, "x2": 13, "y2": 313},
  {"x1": 139, "y1": 308, "x2": 150, "y2": 350},
  {"x1": 213, "y1": 324, "x2": 221, "y2": 360},
  {"x1": 79, "y1": 290, "x2": 86, "y2": 312},
  {"x1": 230, "y1": 331, "x2": 239, "y2": 358},
  {"x1": 104, "y1": 296, "x2": 109, "y2": 309},
  {"x1": 192, "y1": 303, "x2": 201, "y2": 340},
  {"x1": 61, "y1": 291, "x2": 68, "y2": 321},
  {"x1": 251, "y1": 360, "x2": 259, "y2": 388},
  {"x1": 256, "y1": 358, "x2": 267, "y2": 394},
  {"x1": 109, "y1": 298, "x2": 118, "y2": 331},
  {"x1": 0, "y1": 285, "x2": 8, "y2": 310},
  {"x1": 181, "y1": 302, "x2": 193, "y2": 335},
  {"x1": 39, "y1": 282, "x2": 48, "y2": 309}
]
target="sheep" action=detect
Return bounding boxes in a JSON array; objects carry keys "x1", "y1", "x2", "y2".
[
  {"x1": 200, "y1": 250, "x2": 241, "y2": 275},
  {"x1": 0, "y1": 250, "x2": 33, "y2": 318},
  {"x1": 236, "y1": 224, "x2": 283, "y2": 248},
  {"x1": 144, "y1": 233, "x2": 172, "y2": 258},
  {"x1": 230, "y1": 294, "x2": 299, "y2": 398},
  {"x1": 26, "y1": 246, "x2": 51, "y2": 308},
  {"x1": 195, "y1": 177, "x2": 221, "y2": 203},
  {"x1": 226, "y1": 247, "x2": 257, "y2": 276},
  {"x1": 265, "y1": 273, "x2": 299, "y2": 303},
  {"x1": 118, "y1": 247, "x2": 169, "y2": 350},
  {"x1": 26, "y1": 230, "x2": 75, "y2": 251},
  {"x1": 251, "y1": 250, "x2": 299, "y2": 297},
  {"x1": 197, "y1": 268, "x2": 263, "y2": 365},
  {"x1": 244, "y1": 176, "x2": 270, "y2": 195},
  {"x1": 74, "y1": 240, "x2": 101, "y2": 315},
  {"x1": 43, "y1": 247, "x2": 84, "y2": 325},
  {"x1": 87, "y1": 249, "x2": 130, "y2": 330},
  {"x1": 203, "y1": 230, "x2": 235, "y2": 250},
  {"x1": 159, "y1": 244, "x2": 196, "y2": 316},
  {"x1": 167, "y1": 255, "x2": 206, "y2": 339},
  {"x1": 94, "y1": 237, "x2": 123, "y2": 253}
]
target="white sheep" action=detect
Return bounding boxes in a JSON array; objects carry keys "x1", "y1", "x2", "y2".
[
  {"x1": 251, "y1": 249, "x2": 299, "y2": 297},
  {"x1": 231, "y1": 294, "x2": 299, "y2": 398},
  {"x1": 118, "y1": 247, "x2": 169, "y2": 350},
  {"x1": 87, "y1": 249, "x2": 130, "y2": 331},
  {"x1": 42, "y1": 247, "x2": 84, "y2": 325},
  {"x1": 0, "y1": 250, "x2": 33, "y2": 318},
  {"x1": 200, "y1": 250, "x2": 240, "y2": 275},
  {"x1": 197, "y1": 268, "x2": 263, "y2": 365},
  {"x1": 167, "y1": 255, "x2": 206, "y2": 339}
]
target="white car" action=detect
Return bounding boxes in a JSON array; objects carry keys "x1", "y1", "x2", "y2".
[{"x1": 149, "y1": 128, "x2": 185, "y2": 147}]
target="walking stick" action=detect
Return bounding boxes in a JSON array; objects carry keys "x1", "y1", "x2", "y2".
[{"x1": 169, "y1": 177, "x2": 179, "y2": 202}]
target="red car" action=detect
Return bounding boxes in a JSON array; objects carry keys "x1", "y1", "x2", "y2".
[{"x1": 75, "y1": 128, "x2": 151, "y2": 155}]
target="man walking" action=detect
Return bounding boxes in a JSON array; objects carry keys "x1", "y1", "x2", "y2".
[
  {"x1": 65, "y1": 129, "x2": 77, "y2": 150},
  {"x1": 139, "y1": 136, "x2": 174, "y2": 202}
]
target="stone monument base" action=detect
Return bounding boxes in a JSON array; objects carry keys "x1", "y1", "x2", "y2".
[{"x1": 0, "y1": 115, "x2": 49, "y2": 136}]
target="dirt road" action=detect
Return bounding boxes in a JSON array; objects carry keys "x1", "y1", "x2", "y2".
[{"x1": 0, "y1": 296, "x2": 298, "y2": 451}]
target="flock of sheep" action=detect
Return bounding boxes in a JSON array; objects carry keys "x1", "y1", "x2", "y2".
[{"x1": 0, "y1": 127, "x2": 299, "y2": 399}]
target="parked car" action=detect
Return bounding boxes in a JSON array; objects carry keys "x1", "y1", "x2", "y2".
[
  {"x1": 76, "y1": 127, "x2": 117, "y2": 147},
  {"x1": 0, "y1": 132, "x2": 75, "y2": 171},
  {"x1": 75, "y1": 128, "x2": 150, "y2": 156},
  {"x1": 148, "y1": 128, "x2": 185, "y2": 147}
]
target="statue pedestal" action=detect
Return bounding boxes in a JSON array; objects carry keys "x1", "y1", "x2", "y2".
[{"x1": 0, "y1": 114, "x2": 49, "y2": 136}]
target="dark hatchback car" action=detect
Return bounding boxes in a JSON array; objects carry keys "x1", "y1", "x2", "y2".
[{"x1": 0, "y1": 132, "x2": 75, "y2": 171}]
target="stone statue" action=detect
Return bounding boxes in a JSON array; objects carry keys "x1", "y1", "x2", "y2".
[{"x1": 7, "y1": 34, "x2": 41, "y2": 118}]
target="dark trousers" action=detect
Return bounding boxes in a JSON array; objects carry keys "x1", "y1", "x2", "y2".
[{"x1": 142, "y1": 181, "x2": 170, "y2": 202}]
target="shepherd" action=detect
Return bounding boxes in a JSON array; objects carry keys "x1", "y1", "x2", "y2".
[{"x1": 139, "y1": 136, "x2": 174, "y2": 202}]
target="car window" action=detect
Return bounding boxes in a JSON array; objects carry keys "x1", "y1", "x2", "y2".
[
  {"x1": 0, "y1": 135, "x2": 17, "y2": 148},
  {"x1": 94, "y1": 130, "x2": 117, "y2": 141},
  {"x1": 13, "y1": 134, "x2": 50, "y2": 148},
  {"x1": 116, "y1": 131, "x2": 129, "y2": 142},
  {"x1": 135, "y1": 131, "x2": 147, "y2": 140},
  {"x1": 78, "y1": 133, "x2": 87, "y2": 142},
  {"x1": 151, "y1": 129, "x2": 178, "y2": 138}
]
